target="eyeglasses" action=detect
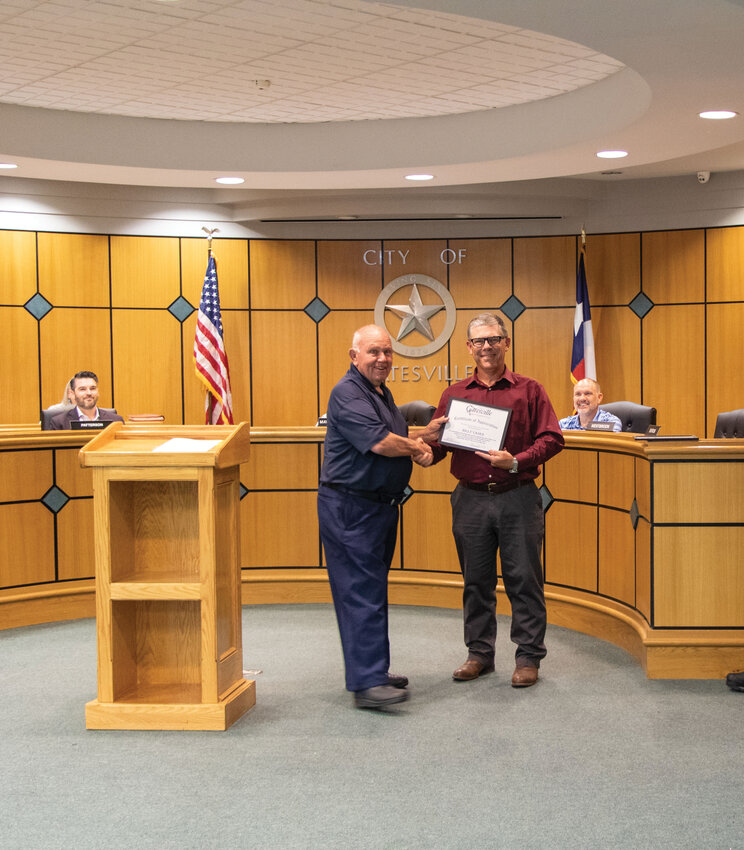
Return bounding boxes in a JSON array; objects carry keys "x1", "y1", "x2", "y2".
[{"x1": 468, "y1": 335, "x2": 506, "y2": 348}]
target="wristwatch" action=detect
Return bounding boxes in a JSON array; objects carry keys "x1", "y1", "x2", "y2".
[{"x1": 509, "y1": 457, "x2": 519, "y2": 474}]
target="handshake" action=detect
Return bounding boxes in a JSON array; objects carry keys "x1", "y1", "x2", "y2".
[
  {"x1": 412, "y1": 437, "x2": 433, "y2": 467},
  {"x1": 411, "y1": 415, "x2": 448, "y2": 468}
]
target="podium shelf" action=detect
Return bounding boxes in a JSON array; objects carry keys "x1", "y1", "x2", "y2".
[
  {"x1": 108, "y1": 479, "x2": 199, "y2": 584},
  {"x1": 113, "y1": 682, "x2": 203, "y2": 705},
  {"x1": 109, "y1": 581, "x2": 201, "y2": 600},
  {"x1": 85, "y1": 679, "x2": 256, "y2": 731}
]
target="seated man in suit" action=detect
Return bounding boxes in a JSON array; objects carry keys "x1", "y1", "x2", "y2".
[
  {"x1": 49, "y1": 371, "x2": 124, "y2": 429},
  {"x1": 559, "y1": 378, "x2": 622, "y2": 432}
]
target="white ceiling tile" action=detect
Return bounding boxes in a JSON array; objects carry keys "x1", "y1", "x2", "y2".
[{"x1": 0, "y1": 0, "x2": 624, "y2": 123}]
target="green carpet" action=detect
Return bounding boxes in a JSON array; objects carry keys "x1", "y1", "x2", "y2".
[{"x1": 1, "y1": 604, "x2": 742, "y2": 849}]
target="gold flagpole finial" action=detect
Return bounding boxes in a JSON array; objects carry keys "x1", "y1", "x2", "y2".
[
  {"x1": 581, "y1": 226, "x2": 587, "y2": 247},
  {"x1": 201, "y1": 226, "x2": 220, "y2": 256}
]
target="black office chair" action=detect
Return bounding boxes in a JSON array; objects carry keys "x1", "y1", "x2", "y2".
[
  {"x1": 40, "y1": 403, "x2": 72, "y2": 430},
  {"x1": 599, "y1": 401, "x2": 657, "y2": 433},
  {"x1": 713, "y1": 408, "x2": 744, "y2": 438},
  {"x1": 397, "y1": 400, "x2": 436, "y2": 426}
]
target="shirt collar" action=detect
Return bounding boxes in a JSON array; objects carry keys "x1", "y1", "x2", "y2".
[
  {"x1": 76, "y1": 406, "x2": 100, "y2": 421},
  {"x1": 465, "y1": 365, "x2": 515, "y2": 389},
  {"x1": 348, "y1": 363, "x2": 387, "y2": 394}
]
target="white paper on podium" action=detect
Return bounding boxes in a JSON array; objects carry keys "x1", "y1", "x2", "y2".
[{"x1": 152, "y1": 438, "x2": 222, "y2": 452}]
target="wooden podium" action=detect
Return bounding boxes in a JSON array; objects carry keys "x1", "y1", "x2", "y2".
[{"x1": 80, "y1": 423, "x2": 255, "y2": 731}]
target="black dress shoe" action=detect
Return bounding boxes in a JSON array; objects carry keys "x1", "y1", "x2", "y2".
[
  {"x1": 354, "y1": 685, "x2": 410, "y2": 709},
  {"x1": 726, "y1": 671, "x2": 744, "y2": 692},
  {"x1": 387, "y1": 672, "x2": 409, "y2": 688}
]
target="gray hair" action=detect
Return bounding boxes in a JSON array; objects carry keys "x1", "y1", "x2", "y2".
[{"x1": 466, "y1": 313, "x2": 508, "y2": 339}]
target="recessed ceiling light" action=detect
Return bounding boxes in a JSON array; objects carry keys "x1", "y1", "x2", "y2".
[
  {"x1": 405, "y1": 173, "x2": 434, "y2": 181},
  {"x1": 596, "y1": 150, "x2": 628, "y2": 159},
  {"x1": 215, "y1": 176, "x2": 244, "y2": 185},
  {"x1": 0, "y1": 162, "x2": 19, "y2": 169},
  {"x1": 337, "y1": 215, "x2": 358, "y2": 220},
  {"x1": 699, "y1": 110, "x2": 738, "y2": 120}
]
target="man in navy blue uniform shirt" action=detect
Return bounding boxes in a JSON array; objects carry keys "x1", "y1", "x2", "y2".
[{"x1": 318, "y1": 325, "x2": 443, "y2": 710}]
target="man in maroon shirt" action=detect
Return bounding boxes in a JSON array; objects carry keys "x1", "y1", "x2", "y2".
[{"x1": 431, "y1": 313, "x2": 564, "y2": 687}]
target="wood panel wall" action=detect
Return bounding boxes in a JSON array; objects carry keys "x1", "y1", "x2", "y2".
[
  {"x1": 2, "y1": 228, "x2": 744, "y2": 436},
  {"x1": 6, "y1": 433, "x2": 744, "y2": 682}
]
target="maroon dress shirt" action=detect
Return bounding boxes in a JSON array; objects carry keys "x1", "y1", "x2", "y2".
[{"x1": 431, "y1": 367, "x2": 564, "y2": 485}]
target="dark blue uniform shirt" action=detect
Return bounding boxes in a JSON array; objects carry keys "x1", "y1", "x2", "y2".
[{"x1": 320, "y1": 364, "x2": 411, "y2": 497}]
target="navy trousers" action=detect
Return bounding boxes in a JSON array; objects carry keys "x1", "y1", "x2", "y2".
[
  {"x1": 451, "y1": 481, "x2": 547, "y2": 665},
  {"x1": 318, "y1": 487, "x2": 399, "y2": 692}
]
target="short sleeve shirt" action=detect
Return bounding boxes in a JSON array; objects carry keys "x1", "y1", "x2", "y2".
[
  {"x1": 559, "y1": 409, "x2": 622, "y2": 432},
  {"x1": 320, "y1": 365, "x2": 412, "y2": 496}
]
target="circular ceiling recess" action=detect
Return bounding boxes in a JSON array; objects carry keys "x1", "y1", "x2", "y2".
[{"x1": 0, "y1": 0, "x2": 624, "y2": 123}]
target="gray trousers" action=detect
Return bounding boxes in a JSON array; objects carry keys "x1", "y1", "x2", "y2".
[{"x1": 451, "y1": 482, "x2": 547, "y2": 665}]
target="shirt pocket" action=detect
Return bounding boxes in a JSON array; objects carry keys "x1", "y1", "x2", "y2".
[{"x1": 505, "y1": 403, "x2": 529, "y2": 447}]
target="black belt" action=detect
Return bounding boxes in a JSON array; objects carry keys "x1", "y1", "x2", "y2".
[
  {"x1": 320, "y1": 482, "x2": 406, "y2": 506},
  {"x1": 459, "y1": 478, "x2": 532, "y2": 494}
]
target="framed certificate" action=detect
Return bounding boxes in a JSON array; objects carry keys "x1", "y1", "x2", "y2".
[{"x1": 439, "y1": 397, "x2": 512, "y2": 452}]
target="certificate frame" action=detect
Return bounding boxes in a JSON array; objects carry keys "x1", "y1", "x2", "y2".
[{"x1": 439, "y1": 397, "x2": 512, "y2": 453}]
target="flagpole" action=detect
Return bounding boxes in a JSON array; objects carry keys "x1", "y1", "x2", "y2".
[
  {"x1": 201, "y1": 226, "x2": 220, "y2": 258},
  {"x1": 195, "y1": 226, "x2": 233, "y2": 425},
  {"x1": 200, "y1": 227, "x2": 219, "y2": 423},
  {"x1": 570, "y1": 226, "x2": 596, "y2": 385}
]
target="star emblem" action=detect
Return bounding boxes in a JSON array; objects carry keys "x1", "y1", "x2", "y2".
[{"x1": 385, "y1": 283, "x2": 444, "y2": 342}]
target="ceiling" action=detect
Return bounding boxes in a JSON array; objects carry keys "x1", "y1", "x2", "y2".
[
  {"x1": 0, "y1": 0, "x2": 625, "y2": 124},
  {"x1": 1, "y1": 0, "x2": 744, "y2": 215}
]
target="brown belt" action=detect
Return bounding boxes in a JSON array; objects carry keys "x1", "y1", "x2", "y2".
[{"x1": 459, "y1": 478, "x2": 531, "y2": 494}]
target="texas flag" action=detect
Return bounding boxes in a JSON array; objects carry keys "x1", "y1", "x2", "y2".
[{"x1": 570, "y1": 249, "x2": 596, "y2": 383}]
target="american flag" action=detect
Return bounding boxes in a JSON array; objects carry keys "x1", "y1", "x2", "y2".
[{"x1": 194, "y1": 255, "x2": 234, "y2": 424}]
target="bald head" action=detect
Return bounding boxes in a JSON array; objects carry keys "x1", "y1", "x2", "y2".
[
  {"x1": 573, "y1": 378, "x2": 603, "y2": 423},
  {"x1": 351, "y1": 325, "x2": 390, "y2": 352},
  {"x1": 350, "y1": 325, "x2": 394, "y2": 388}
]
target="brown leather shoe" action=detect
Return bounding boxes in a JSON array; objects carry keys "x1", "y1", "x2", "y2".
[
  {"x1": 452, "y1": 658, "x2": 495, "y2": 681},
  {"x1": 511, "y1": 665, "x2": 539, "y2": 687}
]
